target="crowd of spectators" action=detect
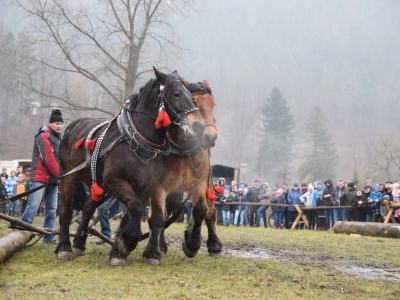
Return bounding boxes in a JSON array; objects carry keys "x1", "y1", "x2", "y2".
[
  {"x1": 0, "y1": 166, "x2": 32, "y2": 216},
  {"x1": 214, "y1": 177, "x2": 400, "y2": 230}
]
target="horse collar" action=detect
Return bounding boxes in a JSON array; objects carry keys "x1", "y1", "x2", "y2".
[{"x1": 116, "y1": 106, "x2": 170, "y2": 163}]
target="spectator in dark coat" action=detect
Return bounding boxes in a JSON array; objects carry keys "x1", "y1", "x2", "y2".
[
  {"x1": 271, "y1": 188, "x2": 286, "y2": 229},
  {"x1": 220, "y1": 189, "x2": 233, "y2": 226},
  {"x1": 0, "y1": 177, "x2": 8, "y2": 214},
  {"x1": 339, "y1": 181, "x2": 358, "y2": 221},
  {"x1": 322, "y1": 179, "x2": 334, "y2": 230},
  {"x1": 332, "y1": 180, "x2": 347, "y2": 223},
  {"x1": 246, "y1": 179, "x2": 261, "y2": 226}
]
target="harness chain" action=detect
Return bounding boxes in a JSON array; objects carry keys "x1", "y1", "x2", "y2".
[{"x1": 91, "y1": 123, "x2": 111, "y2": 185}]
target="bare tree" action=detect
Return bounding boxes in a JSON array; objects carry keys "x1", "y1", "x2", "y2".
[
  {"x1": 367, "y1": 136, "x2": 400, "y2": 182},
  {"x1": 14, "y1": 0, "x2": 196, "y2": 116}
]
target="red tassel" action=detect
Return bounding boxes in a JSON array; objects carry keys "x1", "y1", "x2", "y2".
[
  {"x1": 85, "y1": 138, "x2": 97, "y2": 151},
  {"x1": 91, "y1": 182, "x2": 103, "y2": 201},
  {"x1": 206, "y1": 187, "x2": 217, "y2": 201},
  {"x1": 155, "y1": 110, "x2": 172, "y2": 129},
  {"x1": 213, "y1": 186, "x2": 224, "y2": 194},
  {"x1": 75, "y1": 138, "x2": 85, "y2": 149}
]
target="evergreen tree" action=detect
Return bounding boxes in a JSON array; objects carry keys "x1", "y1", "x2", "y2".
[
  {"x1": 300, "y1": 106, "x2": 338, "y2": 182},
  {"x1": 258, "y1": 88, "x2": 295, "y2": 184}
]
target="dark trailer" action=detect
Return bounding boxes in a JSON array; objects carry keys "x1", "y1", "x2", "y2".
[{"x1": 211, "y1": 164, "x2": 239, "y2": 184}]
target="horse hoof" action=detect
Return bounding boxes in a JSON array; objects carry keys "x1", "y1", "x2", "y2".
[
  {"x1": 58, "y1": 251, "x2": 74, "y2": 261},
  {"x1": 208, "y1": 250, "x2": 221, "y2": 256},
  {"x1": 182, "y1": 242, "x2": 198, "y2": 258},
  {"x1": 72, "y1": 247, "x2": 85, "y2": 256},
  {"x1": 110, "y1": 257, "x2": 127, "y2": 266},
  {"x1": 207, "y1": 245, "x2": 222, "y2": 256},
  {"x1": 144, "y1": 258, "x2": 159, "y2": 266}
]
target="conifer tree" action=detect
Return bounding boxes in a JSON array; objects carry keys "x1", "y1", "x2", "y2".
[
  {"x1": 300, "y1": 106, "x2": 338, "y2": 181},
  {"x1": 258, "y1": 88, "x2": 295, "y2": 183}
]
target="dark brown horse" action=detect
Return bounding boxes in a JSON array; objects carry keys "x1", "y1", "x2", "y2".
[{"x1": 56, "y1": 68, "x2": 205, "y2": 263}]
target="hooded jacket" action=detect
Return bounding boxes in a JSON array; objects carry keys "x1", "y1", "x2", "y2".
[
  {"x1": 217, "y1": 178, "x2": 229, "y2": 202},
  {"x1": 258, "y1": 183, "x2": 273, "y2": 204},
  {"x1": 287, "y1": 187, "x2": 302, "y2": 211},
  {"x1": 300, "y1": 184, "x2": 315, "y2": 208},
  {"x1": 322, "y1": 179, "x2": 334, "y2": 206},
  {"x1": 339, "y1": 186, "x2": 358, "y2": 209}
]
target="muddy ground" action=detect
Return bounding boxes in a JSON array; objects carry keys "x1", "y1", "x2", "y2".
[{"x1": 164, "y1": 235, "x2": 400, "y2": 283}]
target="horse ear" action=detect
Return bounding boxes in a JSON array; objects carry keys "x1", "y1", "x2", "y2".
[
  {"x1": 153, "y1": 67, "x2": 167, "y2": 85},
  {"x1": 181, "y1": 77, "x2": 190, "y2": 86},
  {"x1": 202, "y1": 80, "x2": 210, "y2": 87}
]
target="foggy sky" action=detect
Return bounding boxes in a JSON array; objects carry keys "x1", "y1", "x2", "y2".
[{"x1": 1, "y1": 0, "x2": 400, "y2": 185}]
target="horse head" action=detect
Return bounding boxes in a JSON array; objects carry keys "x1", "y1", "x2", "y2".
[
  {"x1": 188, "y1": 80, "x2": 218, "y2": 148},
  {"x1": 154, "y1": 68, "x2": 204, "y2": 140}
]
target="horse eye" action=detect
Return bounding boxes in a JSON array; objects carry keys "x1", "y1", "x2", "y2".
[{"x1": 174, "y1": 91, "x2": 180, "y2": 97}]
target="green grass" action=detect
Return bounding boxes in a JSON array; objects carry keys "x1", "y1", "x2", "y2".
[{"x1": 1, "y1": 218, "x2": 399, "y2": 299}]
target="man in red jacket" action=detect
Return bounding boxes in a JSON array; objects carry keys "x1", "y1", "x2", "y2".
[{"x1": 21, "y1": 109, "x2": 63, "y2": 244}]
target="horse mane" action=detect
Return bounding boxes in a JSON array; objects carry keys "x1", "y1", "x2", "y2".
[
  {"x1": 128, "y1": 78, "x2": 159, "y2": 112},
  {"x1": 187, "y1": 82, "x2": 212, "y2": 95},
  {"x1": 128, "y1": 73, "x2": 185, "y2": 112}
]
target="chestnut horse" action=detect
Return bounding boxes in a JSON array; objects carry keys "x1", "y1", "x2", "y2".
[
  {"x1": 55, "y1": 68, "x2": 205, "y2": 263},
  {"x1": 144, "y1": 80, "x2": 222, "y2": 265}
]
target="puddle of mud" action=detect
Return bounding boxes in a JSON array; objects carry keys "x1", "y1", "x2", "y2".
[
  {"x1": 165, "y1": 236, "x2": 400, "y2": 282},
  {"x1": 336, "y1": 266, "x2": 400, "y2": 282},
  {"x1": 222, "y1": 249, "x2": 276, "y2": 259}
]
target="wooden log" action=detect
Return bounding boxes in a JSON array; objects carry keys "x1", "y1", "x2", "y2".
[
  {"x1": 0, "y1": 212, "x2": 52, "y2": 236},
  {"x1": 333, "y1": 221, "x2": 400, "y2": 238},
  {"x1": 0, "y1": 230, "x2": 34, "y2": 263}
]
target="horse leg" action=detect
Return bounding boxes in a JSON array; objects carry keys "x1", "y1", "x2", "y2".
[
  {"x1": 159, "y1": 228, "x2": 168, "y2": 256},
  {"x1": 142, "y1": 187, "x2": 166, "y2": 266},
  {"x1": 109, "y1": 196, "x2": 142, "y2": 266},
  {"x1": 56, "y1": 175, "x2": 80, "y2": 260},
  {"x1": 72, "y1": 198, "x2": 99, "y2": 256},
  {"x1": 204, "y1": 200, "x2": 222, "y2": 255},
  {"x1": 182, "y1": 195, "x2": 208, "y2": 258}
]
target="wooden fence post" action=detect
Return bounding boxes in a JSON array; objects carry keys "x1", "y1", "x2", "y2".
[{"x1": 291, "y1": 205, "x2": 309, "y2": 230}]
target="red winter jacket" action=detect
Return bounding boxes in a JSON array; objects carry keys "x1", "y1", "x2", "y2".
[{"x1": 30, "y1": 124, "x2": 61, "y2": 183}]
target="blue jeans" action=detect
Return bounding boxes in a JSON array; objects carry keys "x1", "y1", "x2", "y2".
[
  {"x1": 333, "y1": 209, "x2": 347, "y2": 223},
  {"x1": 21, "y1": 182, "x2": 58, "y2": 242},
  {"x1": 234, "y1": 209, "x2": 246, "y2": 225},
  {"x1": 185, "y1": 201, "x2": 193, "y2": 224},
  {"x1": 255, "y1": 205, "x2": 268, "y2": 227},
  {"x1": 98, "y1": 197, "x2": 114, "y2": 239},
  {"x1": 11, "y1": 199, "x2": 21, "y2": 214},
  {"x1": 274, "y1": 211, "x2": 283, "y2": 227},
  {"x1": 324, "y1": 209, "x2": 333, "y2": 229},
  {"x1": 222, "y1": 210, "x2": 230, "y2": 225},
  {"x1": 366, "y1": 213, "x2": 373, "y2": 222}
]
